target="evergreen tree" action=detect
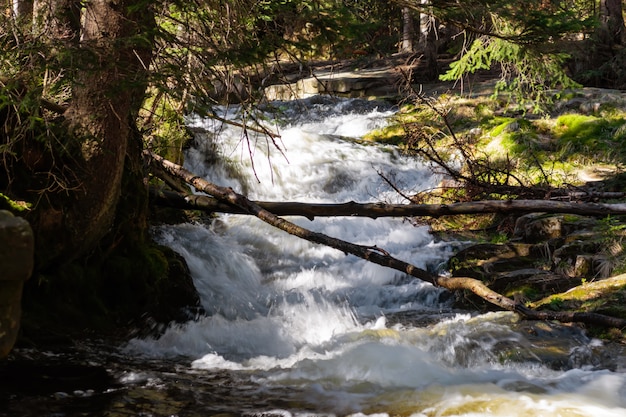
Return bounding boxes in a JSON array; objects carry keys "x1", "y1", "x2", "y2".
[{"x1": 394, "y1": 0, "x2": 599, "y2": 104}]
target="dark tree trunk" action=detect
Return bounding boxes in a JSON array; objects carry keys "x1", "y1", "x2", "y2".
[
  {"x1": 600, "y1": 0, "x2": 626, "y2": 45},
  {"x1": 419, "y1": 5, "x2": 439, "y2": 81},
  {"x1": 11, "y1": 0, "x2": 33, "y2": 21},
  {"x1": 30, "y1": 0, "x2": 154, "y2": 266}
]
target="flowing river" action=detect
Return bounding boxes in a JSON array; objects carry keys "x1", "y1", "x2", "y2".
[{"x1": 4, "y1": 97, "x2": 626, "y2": 416}]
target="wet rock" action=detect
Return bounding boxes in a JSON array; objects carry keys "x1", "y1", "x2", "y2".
[
  {"x1": 553, "y1": 241, "x2": 603, "y2": 277},
  {"x1": 450, "y1": 242, "x2": 536, "y2": 281},
  {"x1": 449, "y1": 213, "x2": 606, "y2": 309},
  {"x1": 0, "y1": 360, "x2": 116, "y2": 395},
  {"x1": 0, "y1": 210, "x2": 34, "y2": 358}
]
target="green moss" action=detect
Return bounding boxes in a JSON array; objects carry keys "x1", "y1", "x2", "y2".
[
  {"x1": 363, "y1": 125, "x2": 405, "y2": 145},
  {"x1": 475, "y1": 101, "x2": 496, "y2": 118},
  {"x1": 504, "y1": 285, "x2": 540, "y2": 302},
  {"x1": 554, "y1": 114, "x2": 626, "y2": 159},
  {"x1": 0, "y1": 193, "x2": 31, "y2": 213},
  {"x1": 532, "y1": 274, "x2": 626, "y2": 320},
  {"x1": 21, "y1": 239, "x2": 199, "y2": 339},
  {"x1": 486, "y1": 117, "x2": 516, "y2": 137},
  {"x1": 555, "y1": 114, "x2": 602, "y2": 143},
  {"x1": 547, "y1": 296, "x2": 564, "y2": 310}
]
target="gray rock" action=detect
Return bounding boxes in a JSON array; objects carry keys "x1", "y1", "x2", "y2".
[
  {"x1": 513, "y1": 213, "x2": 596, "y2": 242},
  {"x1": 0, "y1": 210, "x2": 34, "y2": 358}
]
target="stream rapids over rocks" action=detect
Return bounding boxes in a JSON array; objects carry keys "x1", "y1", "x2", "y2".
[{"x1": 3, "y1": 96, "x2": 626, "y2": 417}]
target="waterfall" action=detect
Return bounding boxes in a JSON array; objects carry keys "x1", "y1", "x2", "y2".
[{"x1": 126, "y1": 96, "x2": 626, "y2": 416}]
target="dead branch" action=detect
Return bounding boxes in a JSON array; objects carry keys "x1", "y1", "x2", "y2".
[
  {"x1": 150, "y1": 188, "x2": 626, "y2": 219},
  {"x1": 145, "y1": 151, "x2": 626, "y2": 329}
]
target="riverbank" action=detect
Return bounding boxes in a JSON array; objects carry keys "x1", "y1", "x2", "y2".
[{"x1": 358, "y1": 74, "x2": 626, "y2": 342}]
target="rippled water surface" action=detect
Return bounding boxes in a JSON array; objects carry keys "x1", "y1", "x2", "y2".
[{"x1": 3, "y1": 97, "x2": 626, "y2": 417}]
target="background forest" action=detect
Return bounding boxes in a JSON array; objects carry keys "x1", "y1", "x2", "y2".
[{"x1": 1, "y1": 0, "x2": 626, "y2": 337}]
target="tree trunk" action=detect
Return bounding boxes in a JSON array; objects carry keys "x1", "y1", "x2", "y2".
[
  {"x1": 419, "y1": 2, "x2": 439, "y2": 81},
  {"x1": 11, "y1": 0, "x2": 33, "y2": 21},
  {"x1": 400, "y1": 7, "x2": 415, "y2": 53},
  {"x1": 146, "y1": 152, "x2": 626, "y2": 329},
  {"x1": 600, "y1": 0, "x2": 626, "y2": 45},
  {"x1": 32, "y1": 0, "x2": 81, "y2": 40},
  {"x1": 30, "y1": 0, "x2": 154, "y2": 265}
]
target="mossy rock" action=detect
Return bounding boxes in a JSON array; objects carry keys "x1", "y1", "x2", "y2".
[
  {"x1": 19, "y1": 240, "x2": 200, "y2": 345},
  {"x1": 531, "y1": 274, "x2": 626, "y2": 342},
  {"x1": 513, "y1": 213, "x2": 597, "y2": 242},
  {"x1": 449, "y1": 242, "x2": 536, "y2": 281},
  {"x1": 532, "y1": 274, "x2": 626, "y2": 316}
]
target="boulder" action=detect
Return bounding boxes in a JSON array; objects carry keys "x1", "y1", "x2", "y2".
[
  {"x1": 513, "y1": 213, "x2": 596, "y2": 242},
  {"x1": 0, "y1": 210, "x2": 34, "y2": 358},
  {"x1": 448, "y1": 212, "x2": 624, "y2": 311}
]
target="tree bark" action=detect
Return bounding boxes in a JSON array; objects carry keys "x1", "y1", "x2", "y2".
[
  {"x1": 11, "y1": 0, "x2": 33, "y2": 21},
  {"x1": 419, "y1": 1, "x2": 439, "y2": 81},
  {"x1": 600, "y1": 0, "x2": 626, "y2": 45},
  {"x1": 30, "y1": 0, "x2": 155, "y2": 265},
  {"x1": 146, "y1": 151, "x2": 626, "y2": 329},
  {"x1": 33, "y1": 0, "x2": 81, "y2": 41},
  {"x1": 150, "y1": 188, "x2": 626, "y2": 219},
  {"x1": 401, "y1": 7, "x2": 415, "y2": 53}
]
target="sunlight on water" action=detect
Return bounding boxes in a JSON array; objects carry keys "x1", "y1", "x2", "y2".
[{"x1": 126, "y1": 97, "x2": 626, "y2": 416}]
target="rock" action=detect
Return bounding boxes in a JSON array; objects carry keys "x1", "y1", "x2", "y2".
[
  {"x1": 553, "y1": 240, "x2": 602, "y2": 277},
  {"x1": 0, "y1": 210, "x2": 34, "y2": 358},
  {"x1": 264, "y1": 68, "x2": 402, "y2": 101},
  {"x1": 513, "y1": 213, "x2": 596, "y2": 242},
  {"x1": 448, "y1": 224, "x2": 599, "y2": 309}
]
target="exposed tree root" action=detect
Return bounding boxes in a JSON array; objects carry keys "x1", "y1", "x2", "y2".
[{"x1": 145, "y1": 151, "x2": 626, "y2": 329}]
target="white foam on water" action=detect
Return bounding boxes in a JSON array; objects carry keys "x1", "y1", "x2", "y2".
[{"x1": 126, "y1": 97, "x2": 626, "y2": 416}]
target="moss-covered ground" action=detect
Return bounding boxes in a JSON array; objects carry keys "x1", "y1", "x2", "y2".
[
  {"x1": 365, "y1": 84, "x2": 626, "y2": 342},
  {"x1": 365, "y1": 86, "x2": 626, "y2": 187}
]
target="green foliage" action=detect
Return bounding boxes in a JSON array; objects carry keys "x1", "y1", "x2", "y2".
[
  {"x1": 0, "y1": 193, "x2": 31, "y2": 213},
  {"x1": 490, "y1": 232, "x2": 508, "y2": 244},
  {"x1": 441, "y1": 36, "x2": 579, "y2": 111},
  {"x1": 432, "y1": 0, "x2": 596, "y2": 109},
  {"x1": 150, "y1": 0, "x2": 387, "y2": 111},
  {"x1": 598, "y1": 216, "x2": 626, "y2": 239},
  {"x1": 141, "y1": 91, "x2": 190, "y2": 164}
]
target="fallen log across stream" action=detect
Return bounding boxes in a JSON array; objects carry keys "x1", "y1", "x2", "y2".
[
  {"x1": 145, "y1": 150, "x2": 626, "y2": 329},
  {"x1": 150, "y1": 187, "x2": 626, "y2": 219}
]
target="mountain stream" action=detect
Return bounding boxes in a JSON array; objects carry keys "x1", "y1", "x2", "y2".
[{"x1": 4, "y1": 97, "x2": 626, "y2": 417}]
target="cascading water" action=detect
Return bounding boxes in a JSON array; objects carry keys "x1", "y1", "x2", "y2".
[{"x1": 125, "y1": 96, "x2": 626, "y2": 417}]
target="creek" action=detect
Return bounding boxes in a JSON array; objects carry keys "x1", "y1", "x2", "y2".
[{"x1": 3, "y1": 97, "x2": 626, "y2": 417}]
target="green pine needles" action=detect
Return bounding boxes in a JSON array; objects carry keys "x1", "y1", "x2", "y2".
[
  {"x1": 441, "y1": 34, "x2": 579, "y2": 111},
  {"x1": 436, "y1": 1, "x2": 596, "y2": 111}
]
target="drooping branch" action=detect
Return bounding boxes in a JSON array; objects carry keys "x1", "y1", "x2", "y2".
[
  {"x1": 150, "y1": 187, "x2": 626, "y2": 219},
  {"x1": 145, "y1": 151, "x2": 626, "y2": 329}
]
